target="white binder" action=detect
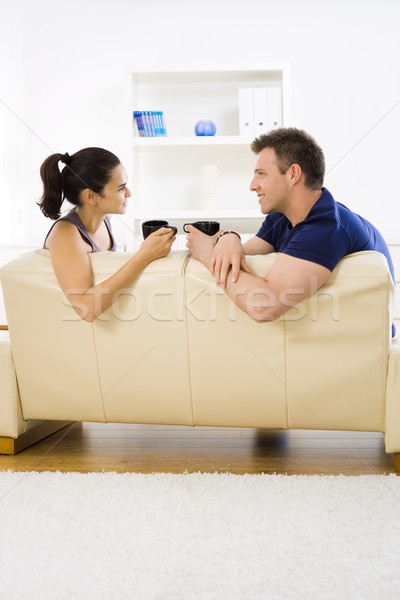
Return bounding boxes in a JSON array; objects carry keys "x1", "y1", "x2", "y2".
[
  {"x1": 238, "y1": 86, "x2": 283, "y2": 138},
  {"x1": 253, "y1": 87, "x2": 269, "y2": 136},
  {"x1": 268, "y1": 87, "x2": 282, "y2": 130},
  {"x1": 238, "y1": 88, "x2": 254, "y2": 139}
]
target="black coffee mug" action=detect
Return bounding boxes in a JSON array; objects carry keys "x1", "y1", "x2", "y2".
[
  {"x1": 183, "y1": 221, "x2": 220, "y2": 236},
  {"x1": 142, "y1": 220, "x2": 177, "y2": 239}
]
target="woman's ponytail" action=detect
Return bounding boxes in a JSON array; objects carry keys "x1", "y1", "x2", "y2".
[{"x1": 37, "y1": 154, "x2": 66, "y2": 220}]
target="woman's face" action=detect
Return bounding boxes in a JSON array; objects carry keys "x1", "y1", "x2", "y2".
[{"x1": 99, "y1": 164, "x2": 131, "y2": 214}]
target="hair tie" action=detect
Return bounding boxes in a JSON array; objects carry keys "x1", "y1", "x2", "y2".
[{"x1": 60, "y1": 152, "x2": 71, "y2": 165}]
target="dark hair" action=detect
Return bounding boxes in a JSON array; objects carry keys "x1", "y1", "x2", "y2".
[
  {"x1": 251, "y1": 128, "x2": 325, "y2": 190},
  {"x1": 38, "y1": 147, "x2": 121, "y2": 220}
]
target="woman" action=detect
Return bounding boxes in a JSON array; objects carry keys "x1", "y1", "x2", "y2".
[{"x1": 38, "y1": 147, "x2": 175, "y2": 322}]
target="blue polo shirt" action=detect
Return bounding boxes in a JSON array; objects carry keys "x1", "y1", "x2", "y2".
[{"x1": 256, "y1": 187, "x2": 395, "y2": 334}]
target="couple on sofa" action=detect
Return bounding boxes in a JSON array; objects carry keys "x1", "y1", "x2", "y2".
[{"x1": 38, "y1": 128, "x2": 395, "y2": 332}]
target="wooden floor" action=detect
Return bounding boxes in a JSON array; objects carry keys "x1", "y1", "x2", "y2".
[{"x1": 0, "y1": 423, "x2": 396, "y2": 475}]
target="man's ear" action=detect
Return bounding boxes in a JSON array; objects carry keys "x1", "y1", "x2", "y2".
[{"x1": 287, "y1": 163, "x2": 302, "y2": 185}]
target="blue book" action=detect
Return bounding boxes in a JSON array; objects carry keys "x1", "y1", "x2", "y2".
[
  {"x1": 133, "y1": 111, "x2": 145, "y2": 137},
  {"x1": 143, "y1": 111, "x2": 155, "y2": 137},
  {"x1": 157, "y1": 111, "x2": 167, "y2": 136},
  {"x1": 152, "y1": 111, "x2": 161, "y2": 136}
]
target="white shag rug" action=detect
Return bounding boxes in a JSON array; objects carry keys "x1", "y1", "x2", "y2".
[{"x1": 1, "y1": 471, "x2": 400, "y2": 599}]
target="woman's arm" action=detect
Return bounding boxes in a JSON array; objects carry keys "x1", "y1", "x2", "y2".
[{"x1": 47, "y1": 221, "x2": 175, "y2": 322}]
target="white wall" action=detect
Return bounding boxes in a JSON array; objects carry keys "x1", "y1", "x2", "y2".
[{"x1": 1, "y1": 0, "x2": 400, "y2": 246}]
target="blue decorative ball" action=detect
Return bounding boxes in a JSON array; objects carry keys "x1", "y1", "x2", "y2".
[{"x1": 194, "y1": 120, "x2": 216, "y2": 136}]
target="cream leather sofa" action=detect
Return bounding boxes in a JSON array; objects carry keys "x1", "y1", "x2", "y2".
[{"x1": 1, "y1": 249, "x2": 400, "y2": 467}]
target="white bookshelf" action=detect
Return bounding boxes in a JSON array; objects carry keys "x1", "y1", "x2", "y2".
[{"x1": 130, "y1": 65, "x2": 291, "y2": 239}]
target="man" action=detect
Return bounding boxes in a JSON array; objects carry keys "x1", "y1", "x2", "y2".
[{"x1": 186, "y1": 128, "x2": 395, "y2": 327}]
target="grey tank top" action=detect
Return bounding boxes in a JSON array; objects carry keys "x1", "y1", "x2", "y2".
[{"x1": 43, "y1": 208, "x2": 116, "y2": 252}]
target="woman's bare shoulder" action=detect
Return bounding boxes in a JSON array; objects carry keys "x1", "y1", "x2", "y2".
[{"x1": 46, "y1": 219, "x2": 90, "y2": 253}]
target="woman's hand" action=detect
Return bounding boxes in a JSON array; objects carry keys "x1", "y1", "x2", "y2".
[{"x1": 138, "y1": 227, "x2": 176, "y2": 263}]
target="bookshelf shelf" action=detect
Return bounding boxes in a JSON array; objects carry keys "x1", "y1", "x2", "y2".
[{"x1": 132, "y1": 135, "x2": 252, "y2": 147}]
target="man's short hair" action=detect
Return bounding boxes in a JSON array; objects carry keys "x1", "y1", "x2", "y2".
[{"x1": 251, "y1": 128, "x2": 325, "y2": 190}]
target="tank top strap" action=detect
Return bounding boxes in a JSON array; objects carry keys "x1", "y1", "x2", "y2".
[{"x1": 104, "y1": 215, "x2": 117, "y2": 251}]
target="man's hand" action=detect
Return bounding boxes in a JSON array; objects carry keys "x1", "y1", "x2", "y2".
[
  {"x1": 210, "y1": 232, "x2": 251, "y2": 288},
  {"x1": 186, "y1": 225, "x2": 216, "y2": 267}
]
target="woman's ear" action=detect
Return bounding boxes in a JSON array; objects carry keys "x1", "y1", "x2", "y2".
[{"x1": 81, "y1": 188, "x2": 97, "y2": 206}]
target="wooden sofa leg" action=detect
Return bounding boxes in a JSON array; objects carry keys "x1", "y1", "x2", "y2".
[
  {"x1": 393, "y1": 453, "x2": 400, "y2": 474},
  {"x1": 0, "y1": 421, "x2": 74, "y2": 455}
]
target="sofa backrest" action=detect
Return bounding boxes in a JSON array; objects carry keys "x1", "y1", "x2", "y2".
[
  {"x1": 0, "y1": 250, "x2": 192, "y2": 426},
  {"x1": 186, "y1": 251, "x2": 393, "y2": 432},
  {"x1": 0, "y1": 250, "x2": 393, "y2": 432}
]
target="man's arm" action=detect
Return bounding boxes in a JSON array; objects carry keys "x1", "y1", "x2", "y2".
[
  {"x1": 223, "y1": 252, "x2": 331, "y2": 322},
  {"x1": 186, "y1": 228, "x2": 276, "y2": 287},
  {"x1": 210, "y1": 234, "x2": 275, "y2": 286},
  {"x1": 185, "y1": 226, "x2": 248, "y2": 285},
  {"x1": 243, "y1": 235, "x2": 274, "y2": 256}
]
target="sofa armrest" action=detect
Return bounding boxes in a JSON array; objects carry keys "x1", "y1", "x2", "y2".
[
  {"x1": 0, "y1": 330, "x2": 45, "y2": 438},
  {"x1": 0, "y1": 330, "x2": 23, "y2": 437},
  {"x1": 384, "y1": 341, "x2": 400, "y2": 453}
]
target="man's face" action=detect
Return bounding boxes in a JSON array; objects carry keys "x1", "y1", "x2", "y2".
[{"x1": 249, "y1": 147, "x2": 291, "y2": 215}]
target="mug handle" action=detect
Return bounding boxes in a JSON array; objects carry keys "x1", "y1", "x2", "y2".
[
  {"x1": 168, "y1": 226, "x2": 178, "y2": 236},
  {"x1": 183, "y1": 223, "x2": 191, "y2": 233}
]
